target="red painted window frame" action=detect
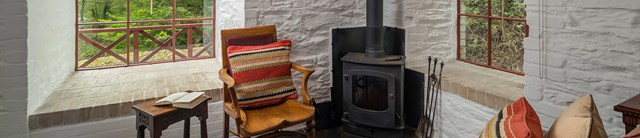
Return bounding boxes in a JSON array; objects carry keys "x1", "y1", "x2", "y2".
[
  {"x1": 75, "y1": 0, "x2": 217, "y2": 71},
  {"x1": 456, "y1": 0, "x2": 527, "y2": 76}
]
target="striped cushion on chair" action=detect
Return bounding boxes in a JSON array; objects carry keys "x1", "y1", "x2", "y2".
[
  {"x1": 480, "y1": 97, "x2": 543, "y2": 138},
  {"x1": 227, "y1": 40, "x2": 297, "y2": 108}
]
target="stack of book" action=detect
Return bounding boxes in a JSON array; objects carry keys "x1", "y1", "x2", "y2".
[{"x1": 154, "y1": 92, "x2": 207, "y2": 109}]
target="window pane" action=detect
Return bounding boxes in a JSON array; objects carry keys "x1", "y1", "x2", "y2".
[
  {"x1": 130, "y1": 0, "x2": 173, "y2": 21},
  {"x1": 77, "y1": 0, "x2": 128, "y2": 22},
  {"x1": 129, "y1": 22, "x2": 174, "y2": 63},
  {"x1": 460, "y1": 16, "x2": 488, "y2": 63},
  {"x1": 78, "y1": 24, "x2": 129, "y2": 68},
  {"x1": 461, "y1": 0, "x2": 488, "y2": 15},
  {"x1": 491, "y1": 0, "x2": 525, "y2": 18},
  {"x1": 491, "y1": 20, "x2": 525, "y2": 72},
  {"x1": 176, "y1": 0, "x2": 213, "y2": 18}
]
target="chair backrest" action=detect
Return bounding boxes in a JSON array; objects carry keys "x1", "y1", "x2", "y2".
[{"x1": 220, "y1": 25, "x2": 277, "y2": 68}]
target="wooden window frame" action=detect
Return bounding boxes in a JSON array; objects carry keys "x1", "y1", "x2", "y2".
[{"x1": 456, "y1": 0, "x2": 527, "y2": 75}]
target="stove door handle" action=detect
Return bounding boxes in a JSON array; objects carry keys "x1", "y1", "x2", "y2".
[{"x1": 343, "y1": 74, "x2": 349, "y2": 81}]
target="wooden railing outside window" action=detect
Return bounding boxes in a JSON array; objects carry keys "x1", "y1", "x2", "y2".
[{"x1": 75, "y1": 0, "x2": 216, "y2": 70}]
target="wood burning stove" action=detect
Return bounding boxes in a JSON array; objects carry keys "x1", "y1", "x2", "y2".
[
  {"x1": 338, "y1": 0, "x2": 407, "y2": 137},
  {"x1": 341, "y1": 53, "x2": 405, "y2": 130}
]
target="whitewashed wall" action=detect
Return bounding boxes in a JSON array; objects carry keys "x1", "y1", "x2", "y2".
[
  {"x1": 0, "y1": 0, "x2": 30, "y2": 137},
  {"x1": 26, "y1": 0, "x2": 76, "y2": 114},
  {"x1": 404, "y1": 0, "x2": 457, "y2": 67},
  {"x1": 244, "y1": 0, "x2": 405, "y2": 103},
  {"x1": 523, "y1": 0, "x2": 640, "y2": 137},
  {"x1": 215, "y1": 0, "x2": 245, "y2": 63},
  {"x1": 431, "y1": 92, "x2": 497, "y2": 138}
]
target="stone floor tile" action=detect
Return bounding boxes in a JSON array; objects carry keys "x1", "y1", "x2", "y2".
[
  {"x1": 61, "y1": 109, "x2": 80, "y2": 125},
  {"x1": 495, "y1": 97, "x2": 507, "y2": 110},
  {"x1": 107, "y1": 103, "x2": 121, "y2": 118},
  {"x1": 476, "y1": 91, "x2": 486, "y2": 105},
  {"x1": 78, "y1": 107, "x2": 92, "y2": 122},
  {"x1": 90, "y1": 106, "x2": 107, "y2": 121},
  {"x1": 485, "y1": 94, "x2": 497, "y2": 109}
]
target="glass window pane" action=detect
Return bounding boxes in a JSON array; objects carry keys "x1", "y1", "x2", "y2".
[
  {"x1": 78, "y1": 24, "x2": 129, "y2": 68},
  {"x1": 491, "y1": 0, "x2": 525, "y2": 18},
  {"x1": 130, "y1": 0, "x2": 173, "y2": 21},
  {"x1": 77, "y1": 0, "x2": 128, "y2": 23},
  {"x1": 460, "y1": 16, "x2": 488, "y2": 63},
  {"x1": 461, "y1": 0, "x2": 488, "y2": 15},
  {"x1": 491, "y1": 20, "x2": 525, "y2": 72},
  {"x1": 129, "y1": 22, "x2": 174, "y2": 63},
  {"x1": 176, "y1": 0, "x2": 213, "y2": 18}
]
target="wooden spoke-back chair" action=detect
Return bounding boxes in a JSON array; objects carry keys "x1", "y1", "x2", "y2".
[{"x1": 219, "y1": 25, "x2": 316, "y2": 138}]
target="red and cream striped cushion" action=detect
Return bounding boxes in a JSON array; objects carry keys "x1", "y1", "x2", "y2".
[
  {"x1": 480, "y1": 97, "x2": 543, "y2": 138},
  {"x1": 227, "y1": 40, "x2": 298, "y2": 108}
]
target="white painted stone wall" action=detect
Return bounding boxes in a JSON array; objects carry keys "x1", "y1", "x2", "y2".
[
  {"x1": 215, "y1": 0, "x2": 245, "y2": 63},
  {"x1": 523, "y1": 0, "x2": 640, "y2": 137},
  {"x1": 26, "y1": 0, "x2": 76, "y2": 114},
  {"x1": 404, "y1": 0, "x2": 457, "y2": 67},
  {"x1": 244, "y1": 0, "x2": 405, "y2": 103},
  {"x1": 0, "y1": 0, "x2": 30, "y2": 137},
  {"x1": 431, "y1": 91, "x2": 497, "y2": 138}
]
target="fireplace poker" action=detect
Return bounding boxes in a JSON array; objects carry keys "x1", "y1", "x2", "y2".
[
  {"x1": 428, "y1": 62, "x2": 444, "y2": 138},
  {"x1": 416, "y1": 56, "x2": 433, "y2": 137},
  {"x1": 425, "y1": 58, "x2": 438, "y2": 138}
]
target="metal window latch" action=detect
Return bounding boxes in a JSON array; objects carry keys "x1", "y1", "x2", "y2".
[{"x1": 343, "y1": 74, "x2": 349, "y2": 81}]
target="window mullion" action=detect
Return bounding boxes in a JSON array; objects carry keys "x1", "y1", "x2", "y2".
[
  {"x1": 126, "y1": 0, "x2": 131, "y2": 66},
  {"x1": 487, "y1": 0, "x2": 493, "y2": 66}
]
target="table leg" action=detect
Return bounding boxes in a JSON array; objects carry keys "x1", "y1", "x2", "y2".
[
  {"x1": 184, "y1": 118, "x2": 190, "y2": 138},
  {"x1": 199, "y1": 116, "x2": 207, "y2": 138},
  {"x1": 150, "y1": 126, "x2": 162, "y2": 138},
  {"x1": 137, "y1": 125, "x2": 146, "y2": 138}
]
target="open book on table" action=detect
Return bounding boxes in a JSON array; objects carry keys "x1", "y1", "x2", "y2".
[{"x1": 154, "y1": 92, "x2": 207, "y2": 109}]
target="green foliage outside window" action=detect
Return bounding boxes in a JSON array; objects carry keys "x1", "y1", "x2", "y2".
[
  {"x1": 460, "y1": 0, "x2": 525, "y2": 72},
  {"x1": 77, "y1": 0, "x2": 213, "y2": 67}
]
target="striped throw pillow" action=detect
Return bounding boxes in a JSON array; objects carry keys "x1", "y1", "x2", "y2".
[
  {"x1": 480, "y1": 97, "x2": 543, "y2": 138},
  {"x1": 227, "y1": 40, "x2": 297, "y2": 108}
]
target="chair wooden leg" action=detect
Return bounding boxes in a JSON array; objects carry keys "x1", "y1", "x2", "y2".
[
  {"x1": 306, "y1": 120, "x2": 316, "y2": 138},
  {"x1": 223, "y1": 113, "x2": 230, "y2": 138}
]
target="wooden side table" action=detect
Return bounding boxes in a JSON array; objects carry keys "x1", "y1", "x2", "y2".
[
  {"x1": 614, "y1": 94, "x2": 640, "y2": 134},
  {"x1": 133, "y1": 97, "x2": 211, "y2": 138}
]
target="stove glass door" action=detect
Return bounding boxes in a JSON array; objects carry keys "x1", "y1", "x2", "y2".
[{"x1": 352, "y1": 75, "x2": 389, "y2": 111}]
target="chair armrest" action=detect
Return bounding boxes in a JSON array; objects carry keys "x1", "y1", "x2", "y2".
[
  {"x1": 292, "y1": 63, "x2": 315, "y2": 105},
  {"x1": 219, "y1": 68, "x2": 235, "y2": 88},
  {"x1": 218, "y1": 68, "x2": 242, "y2": 123}
]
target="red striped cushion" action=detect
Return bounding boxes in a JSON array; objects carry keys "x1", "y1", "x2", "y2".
[
  {"x1": 480, "y1": 97, "x2": 543, "y2": 138},
  {"x1": 227, "y1": 40, "x2": 297, "y2": 108}
]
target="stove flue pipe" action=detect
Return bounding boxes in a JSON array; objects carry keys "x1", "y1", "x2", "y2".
[{"x1": 365, "y1": 0, "x2": 384, "y2": 58}]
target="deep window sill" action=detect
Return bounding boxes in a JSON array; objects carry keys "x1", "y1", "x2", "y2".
[
  {"x1": 408, "y1": 61, "x2": 524, "y2": 110},
  {"x1": 28, "y1": 58, "x2": 223, "y2": 130}
]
